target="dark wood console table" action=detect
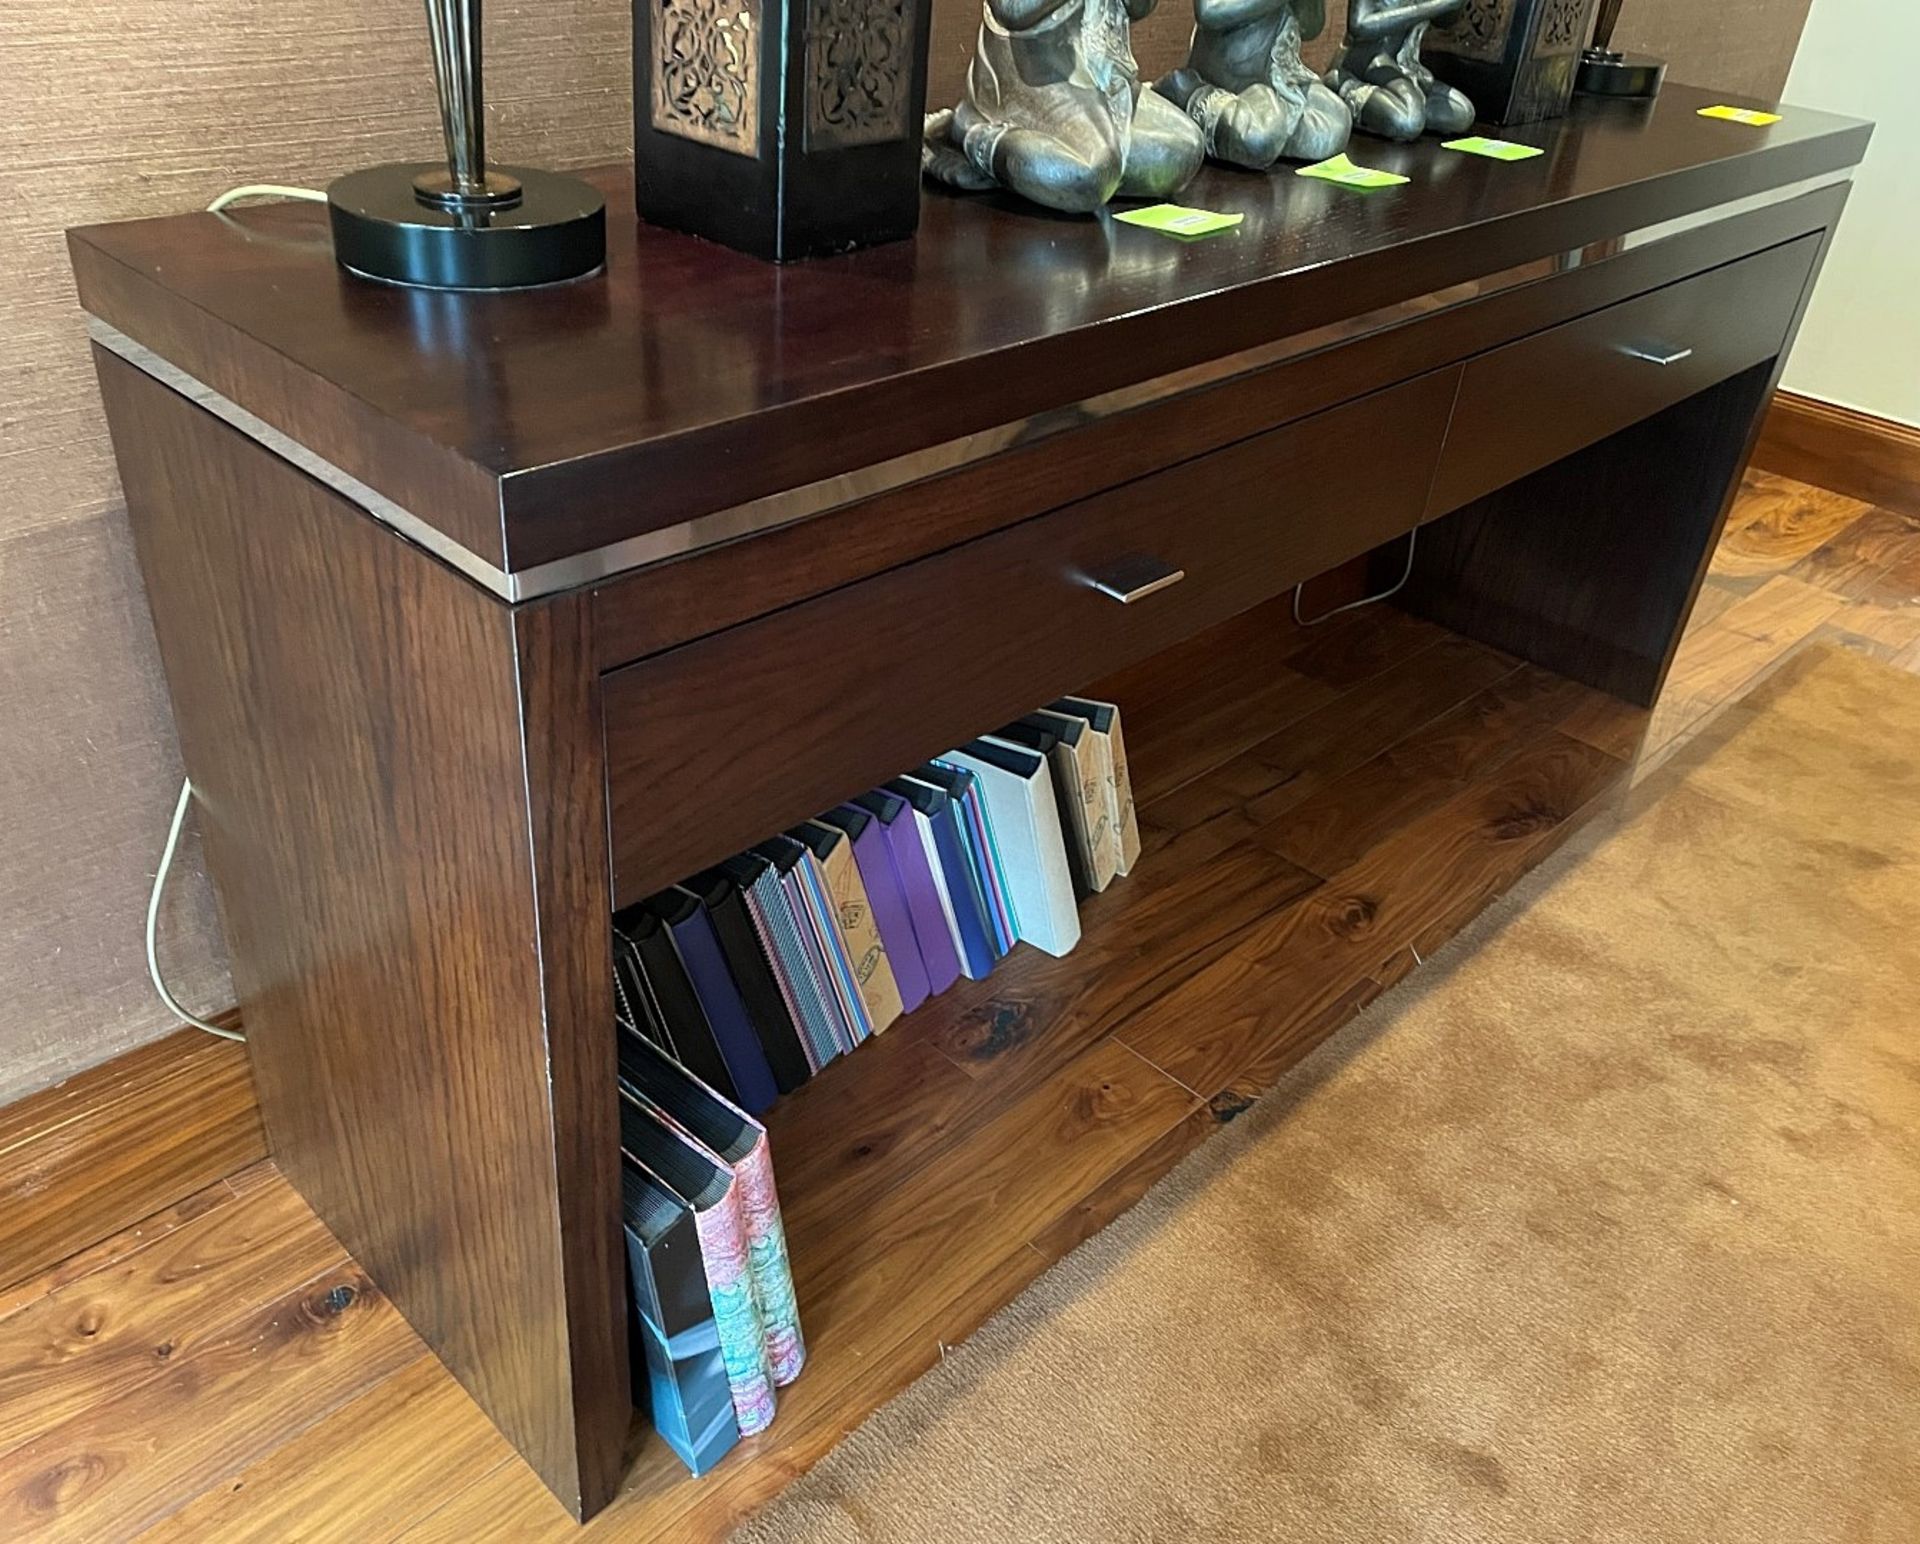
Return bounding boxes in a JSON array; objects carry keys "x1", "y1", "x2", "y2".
[{"x1": 71, "y1": 83, "x2": 1868, "y2": 1523}]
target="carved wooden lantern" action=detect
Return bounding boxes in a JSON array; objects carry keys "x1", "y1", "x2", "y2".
[
  {"x1": 633, "y1": 0, "x2": 935, "y2": 261},
  {"x1": 1424, "y1": 0, "x2": 1601, "y2": 126}
]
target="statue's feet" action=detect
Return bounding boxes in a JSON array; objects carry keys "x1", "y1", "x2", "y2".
[
  {"x1": 1285, "y1": 81, "x2": 1352, "y2": 162},
  {"x1": 1164, "y1": 72, "x2": 1351, "y2": 169},
  {"x1": 922, "y1": 108, "x2": 997, "y2": 192},
  {"x1": 1424, "y1": 84, "x2": 1475, "y2": 137},
  {"x1": 1181, "y1": 82, "x2": 1294, "y2": 171},
  {"x1": 1118, "y1": 89, "x2": 1206, "y2": 198},
  {"x1": 1338, "y1": 75, "x2": 1427, "y2": 142}
]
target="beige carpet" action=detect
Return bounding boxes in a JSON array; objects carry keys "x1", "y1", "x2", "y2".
[{"x1": 738, "y1": 647, "x2": 1920, "y2": 1544}]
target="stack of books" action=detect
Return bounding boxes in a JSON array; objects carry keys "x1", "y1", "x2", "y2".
[
  {"x1": 611, "y1": 697, "x2": 1141, "y2": 1106},
  {"x1": 617, "y1": 1033, "x2": 805, "y2": 1475},
  {"x1": 612, "y1": 696, "x2": 1140, "y2": 1474}
]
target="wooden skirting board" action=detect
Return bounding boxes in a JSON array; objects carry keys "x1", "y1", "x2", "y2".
[
  {"x1": 0, "y1": 1017, "x2": 264, "y2": 1293},
  {"x1": 1753, "y1": 390, "x2": 1920, "y2": 519}
]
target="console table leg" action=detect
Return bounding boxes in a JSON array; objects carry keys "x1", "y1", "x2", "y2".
[
  {"x1": 97, "y1": 353, "x2": 629, "y2": 1521},
  {"x1": 1401, "y1": 362, "x2": 1781, "y2": 706}
]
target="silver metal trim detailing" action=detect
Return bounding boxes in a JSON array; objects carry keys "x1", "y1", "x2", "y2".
[
  {"x1": 1609, "y1": 169, "x2": 1850, "y2": 254},
  {"x1": 88, "y1": 316, "x2": 524, "y2": 599},
  {"x1": 87, "y1": 169, "x2": 1850, "y2": 603}
]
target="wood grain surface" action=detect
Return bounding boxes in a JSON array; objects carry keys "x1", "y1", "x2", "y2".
[
  {"x1": 71, "y1": 89, "x2": 1867, "y2": 574},
  {"x1": 0, "y1": 1024, "x2": 263, "y2": 1293},
  {"x1": 600, "y1": 372, "x2": 1455, "y2": 902},
  {"x1": 1753, "y1": 390, "x2": 1920, "y2": 520},
  {"x1": 9, "y1": 465, "x2": 1919, "y2": 1537},
  {"x1": 1424, "y1": 236, "x2": 1818, "y2": 519},
  {"x1": 94, "y1": 353, "x2": 629, "y2": 1517}
]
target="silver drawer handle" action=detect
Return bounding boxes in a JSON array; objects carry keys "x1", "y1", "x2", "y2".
[
  {"x1": 1618, "y1": 341, "x2": 1695, "y2": 367},
  {"x1": 1087, "y1": 556, "x2": 1187, "y2": 604}
]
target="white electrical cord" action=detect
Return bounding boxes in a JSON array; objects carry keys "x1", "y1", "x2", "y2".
[
  {"x1": 206, "y1": 184, "x2": 327, "y2": 214},
  {"x1": 1292, "y1": 526, "x2": 1421, "y2": 628},
  {"x1": 147, "y1": 779, "x2": 245, "y2": 1042}
]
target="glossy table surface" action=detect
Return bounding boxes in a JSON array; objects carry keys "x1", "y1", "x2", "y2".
[{"x1": 70, "y1": 84, "x2": 1869, "y2": 572}]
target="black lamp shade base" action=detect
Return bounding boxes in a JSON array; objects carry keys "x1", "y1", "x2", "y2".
[
  {"x1": 328, "y1": 163, "x2": 606, "y2": 290},
  {"x1": 1576, "y1": 50, "x2": 1667, "y2": 98}
]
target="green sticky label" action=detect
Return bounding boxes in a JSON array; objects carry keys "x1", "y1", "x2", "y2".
[
  {"x1": 1113, "y1": 204, "x2": 1245, "y2": 238},
  {"x1": 1698, "y1": 104, "x2": 1782, "y2": 126},
  {"x1": 1442, "y1": 135, "x2": 1544, "y2": 161},
  {"x1": 1295, "y1": 153, "x2": 1410, "y2": 189}
]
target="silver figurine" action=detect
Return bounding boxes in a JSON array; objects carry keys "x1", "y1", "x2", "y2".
[
  {"x1": 1157, "y1": 0, "x2": 1352, "y2": 169},
  {"x1": 922, "y1": 0, "x2": 1205, "y2": 214},
  {"x1": 1327, "y1": 0, "x2": 1475, "y2": 141}
]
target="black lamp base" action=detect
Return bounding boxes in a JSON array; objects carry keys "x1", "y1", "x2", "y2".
[
  {"x1": 1575, "y1": 49, "x2": 1667, "y2": 98},
  {"x1": 328, "y1": 163, "x2": 606, "y2": 290}
]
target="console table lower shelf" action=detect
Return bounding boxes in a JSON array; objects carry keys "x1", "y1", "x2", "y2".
[{"x1": 564, "y1": 595, "x2": 1639, "y2": 1538}]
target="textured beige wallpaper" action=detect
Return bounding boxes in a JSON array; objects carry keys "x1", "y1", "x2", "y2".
[
  {"x1": 1, "y1": 0, "x2": 1808, "y2": 1108},
  {"x1": 0, "y1": 0, "x2": 632, "y2": 1106}
]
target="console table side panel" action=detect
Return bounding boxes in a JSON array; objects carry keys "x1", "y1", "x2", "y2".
[{"x1": 95, "y1": 352, "x2": 611, "y2": 1517}]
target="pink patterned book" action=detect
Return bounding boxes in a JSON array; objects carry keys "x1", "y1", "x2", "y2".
[{"x1": 618, "y1": 1031, "x2": 806, "y2": 1387}]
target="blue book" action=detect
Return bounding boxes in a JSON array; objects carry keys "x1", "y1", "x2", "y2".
[
  {"x1": 753, "y1": 837, "x2": 860, "y2": 1058},
  {"x1": 783, "y1": 825, "x2": 874, "y2": 1048},
  {"x1": 621, "y1": 1095, "x2": 776, "y2": 1439},
  {"x1": 648, "y1": 889, "x2": 780, "y2": 1115},
  {"x1": 887, "y1": 775, "x2": 998, "y2": 981},
  {"x1": 620, "y1": 1161, "x2": 743, "y2": 1476},
  {"x1": 919, "y1": 761, "x2": 1018, "y2": 956}
]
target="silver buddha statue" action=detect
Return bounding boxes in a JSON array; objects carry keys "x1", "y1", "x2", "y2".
[
  {"x1": 1156, "y1": 0, "x2": 1352, "y2": 170},
  {"x1": 1327, "y1": 0, "x2": 1475, "y2": 142},
  {"x1": 922, "y1": 0, "x2": 1206, "y2": 214}
]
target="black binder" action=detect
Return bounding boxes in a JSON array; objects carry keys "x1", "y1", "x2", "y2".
[{"x1": 616, "y1": 901, "x2": 740, "y2": 1102}]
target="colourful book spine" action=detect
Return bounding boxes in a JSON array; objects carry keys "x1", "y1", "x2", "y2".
[
  {"x1": 803, "y1": 819, "x2": 905, "y2": 1033},
  {"x1": 829, "y1": 804, "x2": 931, "y2": 1014},
  {"x1": 792, "y1": 843, "x2": 874, "y2": 1047},
  {"x1": 730, "y1": 861, "x2": 824, "y2": 1076},
  {"x1": 734, "y1": 1141, "x2": 806, "y2": 1386},
  {"x1": 756, "y1": 839, "x2": 855, "y2": 1064},
  {"x1": 855, "y1": 789, "x2": 963, "y2": 996},
  {"x1": 902, "y1": 780, "x2": 998, "y2": 981},
  {"x1": 688, "y1": 1179, "x2": 777, "y2": 1436},
  {"x1": 942, "y1": 766, "x2": 1018, "y2": 954},
  {"x1": 619, "y1": 1035, "x2": 810, "y2": 1395},
  {"x1": 972, "y1": 791, "x2": 1020, "y2": 950}
]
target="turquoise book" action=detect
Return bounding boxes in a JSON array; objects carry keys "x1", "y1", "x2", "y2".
[{"x1": 619, "y1": 1161, "x2": 742, "y2": 1476}]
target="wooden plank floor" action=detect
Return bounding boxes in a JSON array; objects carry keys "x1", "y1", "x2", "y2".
[
  {"x1": 3, "y1": 469, "x2": 1915, "y2": 1540},
  {"x1": 0, "y1": 1020, "x2": 262, "y2": 1300}
]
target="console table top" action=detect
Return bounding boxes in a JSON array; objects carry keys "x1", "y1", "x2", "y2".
[{"x1": 70, "y1": 83, "x2": 1868, "y2": 576}]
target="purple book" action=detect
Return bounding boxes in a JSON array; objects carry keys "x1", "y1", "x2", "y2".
[
  {"x1": 821, "y1": 804, "x2": 931, "y2": 1014},
  {"x1": 852, "y1": 789, "x2": 962, "y2": 997}
]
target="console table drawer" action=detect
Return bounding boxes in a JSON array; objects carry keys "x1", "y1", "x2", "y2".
[
  {"x1": 1427, "y1": 234, "x2": 1819, "y2": 518},
  {"x1": 600, "y1": 367, "x2": 1459, "y2": 906}
]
